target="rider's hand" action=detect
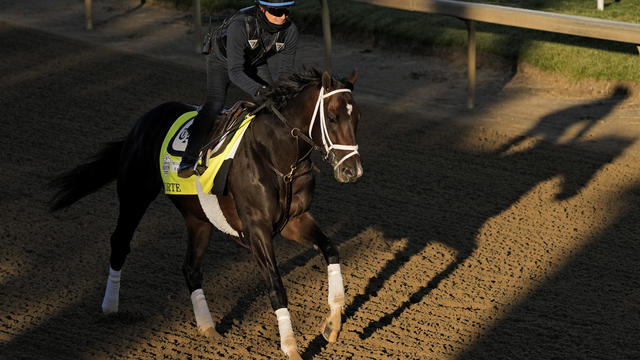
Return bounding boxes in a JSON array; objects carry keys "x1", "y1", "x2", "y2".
[{"x1": 254, "y1": 85, "x2": 269, "y2": 103}]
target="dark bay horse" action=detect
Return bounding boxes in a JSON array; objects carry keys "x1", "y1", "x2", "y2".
[{"x1": 50, "y1": 69, "x2": 362, "y2": 359}]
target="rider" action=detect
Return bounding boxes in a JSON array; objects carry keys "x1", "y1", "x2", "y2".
[{"x1": 178, "y1": 0, "x2": 298, "y2": 178}]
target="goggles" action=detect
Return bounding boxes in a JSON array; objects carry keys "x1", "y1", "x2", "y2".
[{"x1": 265, "y1": 6, "x2": 289, "y2": 17}]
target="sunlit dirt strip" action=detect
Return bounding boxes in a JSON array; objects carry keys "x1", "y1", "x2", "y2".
[{"x1": 2, "y1": 20, "x2": 640, "y2": 360}]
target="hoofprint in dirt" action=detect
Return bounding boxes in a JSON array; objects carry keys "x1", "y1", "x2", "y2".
[{"x1": 2, "y1": 4, "x2": 640, "y2": 360}]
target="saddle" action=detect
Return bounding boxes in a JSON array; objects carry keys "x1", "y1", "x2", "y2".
[{"x1": 200, "y1": 100, "x2": 257, "y2": 169}]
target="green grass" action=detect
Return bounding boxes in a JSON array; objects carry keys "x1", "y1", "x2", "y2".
[{"x1": 163, "y1": 0, "x2": 640, "y2": 83}]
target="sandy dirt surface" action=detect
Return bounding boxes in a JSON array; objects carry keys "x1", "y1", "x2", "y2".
[{"x1": 1, "y1": 0, "x2": 639, "y2": 359}]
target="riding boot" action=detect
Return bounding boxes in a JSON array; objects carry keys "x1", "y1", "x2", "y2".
[
  {"x1": 177, "y1": 155, "x2": 198, "y2": 178},
  {"x1": 178, "y1": 107, "x2": 214, "y2": 178}
]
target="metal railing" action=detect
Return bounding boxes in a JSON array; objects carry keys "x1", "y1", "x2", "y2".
[
  {"x1": 321, "y1": 0, "x2": 640, "y2": 108},
  {"x1": 83, "y1": 0, "x2": 638, "y2": 108},
  {"x1": 84, "y1": 0, "x2": 147, "y2": 30}
]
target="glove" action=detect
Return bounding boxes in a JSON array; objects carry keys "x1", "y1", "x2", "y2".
[{"x1": 254, "y1": 85, "x2": 269, "y2": 103}]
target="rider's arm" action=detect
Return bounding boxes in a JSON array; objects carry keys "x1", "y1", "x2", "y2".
[
  {"x1": 270, "y1": 22, "x2": 298, "y2": 82},
  {"x1": 225, "y1": 19, "x2": 264, "y2": 97}
]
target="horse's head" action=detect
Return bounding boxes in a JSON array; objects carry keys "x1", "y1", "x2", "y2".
[{"x1": 310, "y1": 70, "x2": 363, "y2": 183}]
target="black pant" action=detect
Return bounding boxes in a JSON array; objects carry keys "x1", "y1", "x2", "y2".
[
  {"x1": 182, "y1": 56, "x2": 273, "y2": 162},
  {"x1": 182, "y1": 56, "x2": 228, "y2": 162}
]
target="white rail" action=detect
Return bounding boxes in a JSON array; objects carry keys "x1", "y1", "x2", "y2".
[{"x1": 329, "y1": 0, "x2": 639, "y2": 108}]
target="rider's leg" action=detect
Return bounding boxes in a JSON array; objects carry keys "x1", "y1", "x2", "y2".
[{"x1": 178, "y1": 56, "x2": 229, "y2": 177}]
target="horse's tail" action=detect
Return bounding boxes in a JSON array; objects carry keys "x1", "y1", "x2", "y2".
[{"x1": 49, "y1": 140, "x2": 123, "y2": 211}]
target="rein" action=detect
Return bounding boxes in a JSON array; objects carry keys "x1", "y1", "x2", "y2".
[
  {"x1": 249, "y1": 86, "x2": 359, "y2": 237},
  {"x1": 269, "y1": 105, "x2": 323, "y2": 157},
  {"x1": 251, "y1": 107, "x2": 314, "y2": 236},
  {"x1": 198, "y1": 100, "x2": 271, "y2": 154},
  {"x1": 258, "y1": 87, "x2": 358, "y2": 236}
]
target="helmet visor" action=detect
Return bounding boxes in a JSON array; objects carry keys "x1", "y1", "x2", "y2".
[{"x1": 265, "y1": 6, "x2": 289, "y2": 17}]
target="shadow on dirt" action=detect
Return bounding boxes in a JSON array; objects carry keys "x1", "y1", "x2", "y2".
[
  {"x1": 456, "y1": 182, "x2": 640, "y2": 359},
  {"x1": 300, "y1": 87, "x2": 634, "y2": 358},
  {"x1": 1, "y1": 18, "x2": 637, "y2": 360}
]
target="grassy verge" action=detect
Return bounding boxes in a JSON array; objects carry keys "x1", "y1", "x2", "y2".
[{"x1": 162, "y1": 0, "x2": 640, "y2": 83}]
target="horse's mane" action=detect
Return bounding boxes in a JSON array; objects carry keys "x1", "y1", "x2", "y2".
[
  {"x1": 260, "y1": 68, "x2": 355, "y2": 114},
  {"x1": 261, "y1": 68, "x2": 323, "y2": 110}
]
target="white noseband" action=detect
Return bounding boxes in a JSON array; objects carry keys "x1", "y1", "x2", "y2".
[{"x1": 308, "y1": 88, "x2": 359, "y2": 169}]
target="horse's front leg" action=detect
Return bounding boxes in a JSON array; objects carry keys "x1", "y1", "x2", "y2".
[
  {"x1": 179, "y1": 207, "x2": 219, "y2": 339},
  {"x1": 248, "y1": 225, "x2": 301, "y2": 360},
  {"x1": 281, "y1": 212, "x2": 345, "y2": 343}
]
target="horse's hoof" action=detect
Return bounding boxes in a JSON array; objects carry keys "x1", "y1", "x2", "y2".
[
  {"x1": 201, "y1": 326, "x2": 221, "y2": 339},
  {"x1": 286, "y1": 350, "x2": 302, "y2": 360},
  {"x1": 101, "y1": 307, "x2": 118, "y2": 314},
  {"x1": 101, "y1": 302, "x2": 118, "y2": 314},
  {"x1": 321, "y1": 309, "x2": 342, "y2": 343}
]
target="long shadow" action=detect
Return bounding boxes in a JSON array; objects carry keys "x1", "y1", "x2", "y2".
[
  {"x1": 358, "y1": 87, "x2": 632, "y2": 335},
  {"x1": 457, "y1": 183, "x2": 640, "y2": 359},
  {"x1": 0, "y1": 23, "x2": 229, "y2": 359},
  {"x1": 300, "y1": 89, "x2": 634, "y2": 358},
  {"x1": 496, "y1": 86, "x2": 630, "y2": 155},
  {"x1": 0, "y1": 20, "x2": 332, "y2": 359},
  {"x1": 215, "y1": 244, "x2": 319, "y2": 335},
  {"x1": 2, "y1": 16, "x2": 635, "y2": 360}
]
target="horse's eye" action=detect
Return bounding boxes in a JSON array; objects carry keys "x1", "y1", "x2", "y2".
[{"x1": 328, "y1": 115, "x2": 337, "y2": 123}]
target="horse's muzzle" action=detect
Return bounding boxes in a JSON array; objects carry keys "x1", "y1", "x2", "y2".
[{"x1": 334, "y1": 156, "x2": 363, "y2": 183}]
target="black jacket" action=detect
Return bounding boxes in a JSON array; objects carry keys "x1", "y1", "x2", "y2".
[{"x1": 212, "y1": 6, "x2": 298, "y2": 96}]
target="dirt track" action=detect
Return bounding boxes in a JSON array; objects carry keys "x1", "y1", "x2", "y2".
[{"x1": 2, "y1": 1, "x2": 640, "y2": 359}]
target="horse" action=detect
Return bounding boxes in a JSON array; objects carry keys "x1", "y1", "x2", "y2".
[{"x1": 49, "y1": 69, "x2": 362, "y2": 359}]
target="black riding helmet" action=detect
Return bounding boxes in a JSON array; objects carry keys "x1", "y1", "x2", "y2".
[
  {"x1": 257, "y1": 0, "x2": 294, "y2": 17},
  {"x1": 256, "y1": 0, "x2": 295, "y2": 6}
]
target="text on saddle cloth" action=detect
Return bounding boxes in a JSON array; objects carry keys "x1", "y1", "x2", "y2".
[{"x1": 159, "y1": 111, "x2": 255, "y2": 195}]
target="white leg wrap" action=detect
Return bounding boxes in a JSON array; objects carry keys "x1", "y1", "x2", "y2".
[
  {"x1": 101, "y1": 267, "x2": 121, "y2": 314},
  {"x1": 327, "y1": 264, "x2": 345, "y2": 311},
  {"x1": 190, "y1": 289, "x2": 215, "y2": 334},
  {"x1": 275, "y1": 308, "x2": 297, "y2": 355}
]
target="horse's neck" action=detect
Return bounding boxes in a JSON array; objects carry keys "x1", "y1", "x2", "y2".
[
  {"x1": 280, "y1": 87, "x2": 318, "y2": 133},
  {"x1": 252, "y1": 88, "x2": 318, "y2": 171}
]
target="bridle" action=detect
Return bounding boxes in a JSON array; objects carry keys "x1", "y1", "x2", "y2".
[
  {"x1": 195, "y1": 85, "x2": 359, "y2": 244},
  {"x1": 268, "y1": 86, "x2": 359, "y2": 170},
  {"x1": 255, "y1": 85, "x2": 359, "y2": 236},
  {"x1": 309, "y1": 87, "x2": 359, "y2": 170}
]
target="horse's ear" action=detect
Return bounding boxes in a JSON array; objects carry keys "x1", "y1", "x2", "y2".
[
  {"x1": 349, "y1": 69, "x2": 358, "y2": 86},
  {"x1": 343, "y1": 69, "x2": 358, "y2": 90},
  {"x1": 322, "y1": 71, "x2": 332, "y2": 90}
]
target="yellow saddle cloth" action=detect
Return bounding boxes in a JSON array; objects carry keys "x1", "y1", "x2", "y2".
[{"x1": 159, "y1": 110, "x2": 254, "y2": 195}]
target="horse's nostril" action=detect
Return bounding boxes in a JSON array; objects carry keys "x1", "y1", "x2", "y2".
[{"x1": 343, "y1": 168, "x2": 354, "y2": 178}]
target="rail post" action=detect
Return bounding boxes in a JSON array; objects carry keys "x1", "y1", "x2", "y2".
[
  {"x1": 597, "y1": 0, "x2": 604, "y2": 11},
  {"x1": 194, "y1": 0, "x2": 202, "y2": 53},
  {"x1": 319, "y1": 0, "x2": 333, "y2": 70},
  {"x1": 466, "y1": 20, "x2": 476, "y2": 109},
  {"x1": 85, "y1": 0, "x2": 93, "y2": 30}
]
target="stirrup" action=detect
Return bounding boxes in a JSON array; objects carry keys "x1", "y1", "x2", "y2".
[{"x1": 177, "y1": 160, "x2": 206, "y2": 178}]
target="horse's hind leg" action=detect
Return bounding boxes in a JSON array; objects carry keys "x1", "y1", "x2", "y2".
[
  {"x1": 102, "y1": 172, "x2": 159, "y2": 313},
  {"x1": 185, "y1": 216, "x2": 219, "y2": 338},
  {"x1": 170, "y1": 196, "x2": 219, "y2": 339},
  {"x1": 281, "y1": 212, "x2": 345, "y2": 343}
]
